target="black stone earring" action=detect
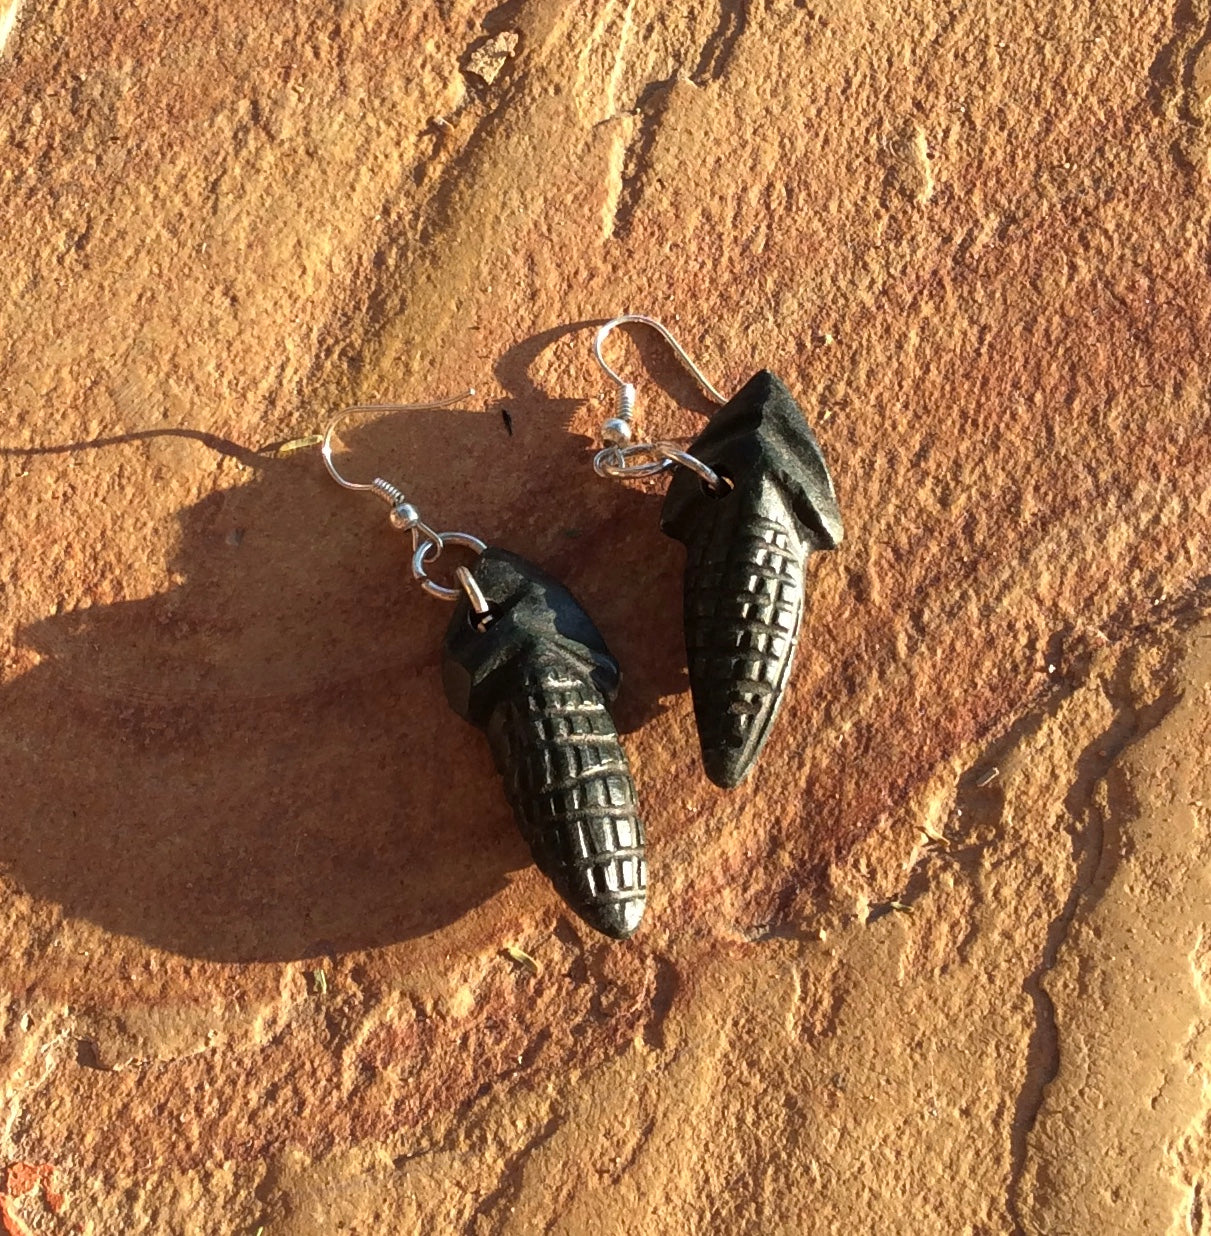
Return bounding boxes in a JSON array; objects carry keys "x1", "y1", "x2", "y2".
[
  {"x1": 322, "y1": 391, "x2": 646, "y2": 939},
  {"x1": 592, "y1": 315, "x2": 843, "y2": 789}
]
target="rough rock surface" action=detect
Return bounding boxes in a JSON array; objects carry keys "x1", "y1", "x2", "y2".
[{"x1": 0, "y1": 0, "x2": 1208, "y2": 1232}]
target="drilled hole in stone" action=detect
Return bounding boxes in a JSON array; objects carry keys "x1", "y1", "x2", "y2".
[{"x1": 701, "y1": 466, "x2": 735, "y2": 498}]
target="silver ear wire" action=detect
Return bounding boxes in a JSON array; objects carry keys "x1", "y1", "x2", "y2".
[
  {"x1": 591, "y1": 314, "x2": 727, "y2": 487},
  {"x1": 322, "y1": 390, "x2": 489, "y2": 605},
  {"x1": 321, "y1": 391, "x2": 474, "y2": 497}
]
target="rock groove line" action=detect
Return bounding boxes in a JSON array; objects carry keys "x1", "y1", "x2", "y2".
[
  {"x1": 608, "y1": 0, "x2": 752, "y2": 239},
  {"x1": 1003, "y1": 666, "x2": 1183, "y2": 1234},
  {"x1": 467, "y1": 1114, "x2": 564, "y2": 1231}
]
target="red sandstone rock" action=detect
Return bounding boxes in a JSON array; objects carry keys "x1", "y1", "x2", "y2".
[{"x1": 0, "y1": 0, "x2": 1208, "y2": 1231}]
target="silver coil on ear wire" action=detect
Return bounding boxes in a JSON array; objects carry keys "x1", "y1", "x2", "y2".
[
  {"x1": 591, "y1": 314, "x2": 727, "y2": 488},
  {"x1": 321, "y1": 391, "x2": 489, "y2": 604},
  {"x1": 600, "y1": 382, "x2": 637, "y2": 448}
]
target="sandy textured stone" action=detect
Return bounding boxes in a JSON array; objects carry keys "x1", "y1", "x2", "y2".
[
  {"x1": 0, "y1": 0, "x2": 1209, "y2": 1232},
  {"x1": 465, "y1": 32, "x2": 519, "y2": 86}
]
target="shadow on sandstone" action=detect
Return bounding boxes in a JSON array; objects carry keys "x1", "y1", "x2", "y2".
[{"x1": 1, "y1": 382, "x2": 687, "y2": 962}]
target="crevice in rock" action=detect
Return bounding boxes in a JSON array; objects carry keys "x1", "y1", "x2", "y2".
[
  {"x1": 607, "y1": 79, "x2": 676, "y2": 242},
  {"x1": 606, "y1": 1114, "x2": 656, "y2": 1185},
  {"x1": 250, "y1": 1157, "x2": 292, "y2": 1231},
  {"x1": 296, "y1": 18, "x2": 529, "y2": 408},
  {"x1": 691, "y1": 0, "x2": 751, "y2": 85},
  {"x1": 1004, "y1": 662, "x2": 1183, "y2": 1233},
  {"x1": 1150, "y1": 0, "x2": 1210, "y2": 119},
  {"x1": 870, "y1": 683, "x2": 1071, "y2": 928},
  {"x1": 606, "y1": 0, "x2": 752, "y2": 240},
  {"x1": 392, "y1": 1143, "x2": 442, "y2": 1169},
  {"x1": 1149, "y1": 0, "x2": 1211, "y2": 167},
  {"x1": 468, "y1": 1114, "x2": 564, "y2": 1230},
  {"x1": 642, "y1": 955, "x2": 680, "y2": 1051},
  {"x1": 469, "y1": 1027, "x2": 553, "y2": 1108}
]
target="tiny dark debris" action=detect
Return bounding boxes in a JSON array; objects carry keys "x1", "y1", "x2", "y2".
[{"x1": 75, "y1": 1038, "x2": 103, "y2": 1069}]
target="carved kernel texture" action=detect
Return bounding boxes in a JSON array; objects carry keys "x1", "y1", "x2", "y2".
[
  {"x1": 661, "y1": 370, "x2": 842, "y2": 789},
  {"x1": 442, "y1": 547, "x2": 647, "y2": 940},
  {"x1": 487, "y1": 665, "x2": 647, "y2": 938},
  {"x1": 681, "y1": 485, "x2": 806, "y2": 787}
]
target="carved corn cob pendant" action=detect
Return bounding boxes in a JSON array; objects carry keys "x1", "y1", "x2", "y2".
[
  {"x1": 442, "y1": 548, "x2": 646, "y2": 939},
  {"x1": 661, "y1": 370, "x2": 843, "y2": 788}
]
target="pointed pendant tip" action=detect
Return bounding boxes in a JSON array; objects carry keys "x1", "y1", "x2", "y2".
[
  {"x1": 702, "y1": 747, "x2": 756, "y2": 789},
  {"x1": 581, "y1": 896, "x2": 646, "y2": 940}
]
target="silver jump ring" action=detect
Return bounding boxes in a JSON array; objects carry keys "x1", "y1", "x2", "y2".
[
  {"x1": 455, "y1": 565, "x2": 492, "y2": 623},
  {"x1": 654, "y1": 445, "x2": 723, "y2": 489},
  {"x1": 593, "y1": 442, "x2": 723, "y2": 491},
  {"x1": 593, "y1": 443, "x2": 674, "y2": 479},
  {"x1": 411, "y1": 532, "x2": 488, "y2": 600}
]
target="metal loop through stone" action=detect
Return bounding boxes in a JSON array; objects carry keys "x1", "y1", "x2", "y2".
[
  {"x1": 592, "y1": 441, "x2": 723, "y2": 491},
  {"x1": 411, "y1": 531, "x2": 489, "y2": 600}
]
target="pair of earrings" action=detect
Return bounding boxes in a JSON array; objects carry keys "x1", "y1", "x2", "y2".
[{"x1": 321, "y1": 317, "x2": 843, "y2": 940}]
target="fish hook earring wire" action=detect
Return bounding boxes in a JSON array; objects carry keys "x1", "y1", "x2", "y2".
[
  {"x1": 592, "y1": 313, "x2": 728, "y2": 488},
  {"x1": 588, "y1": 313, "x2": 844, "y2": 789},
  {"x1": 321, "y1": 391, "x2": 490, "y2": 618},
  {"x1": 320, "y1": 388, "x2": 648, "y2": 939}
]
